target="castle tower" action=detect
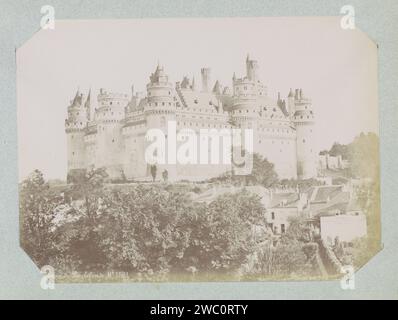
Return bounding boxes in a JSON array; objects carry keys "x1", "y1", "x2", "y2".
[
  {"x1": 144, "y1": 63, "x2": 177, "y2": 181},
  {"x1": 201, "y1": 68, "x2": 211, "y2": 92},
  {"x1": 246, "y1": 54, "x2": 259, "y2": 82},
  {"x1": 65, "y1": 89, "x2": 87, "y2": 180},
  {"x1": 94, "y1": 88, "x2": 129, "y2": 179},
  {"x1": 287, "y1": 88, "x2": 295, "y2": 117},
  {"x1": 292, "y1": 88, "x2": 317, "y2": 179}
]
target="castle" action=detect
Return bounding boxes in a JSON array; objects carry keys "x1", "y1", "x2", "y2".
[{"x1": 65, "y1": 56, "x2": 317, "y2": 182}]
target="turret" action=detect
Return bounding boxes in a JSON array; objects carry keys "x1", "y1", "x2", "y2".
[
  {"x1": 287, "y1": 88, "x2": 295, "y2": 117},
  {"x1": 65, "y1": 89, "x2": 88, "y2": 179},
  {"x1": 94, "y1": 88, "x2": 129, "y2": 178},
  {"x1": 145, "y1": 64, "x2": 177, "y2": 181},
  {"x1": 246, "y1": 54, "x2": 259, "y2": 82},
  {"x1": 292, "y1": 88, "x2": 317, "y2": 179},
  {"x1": 201, "y1": 68, "x2": 211, "y2": 92}
]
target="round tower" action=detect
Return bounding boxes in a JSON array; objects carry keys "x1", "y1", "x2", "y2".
[
  {"x1": 231, "y1": 56, "x2": 267, "y2": 159},
  {"x1": 65, "y1": 90, "x2": 87, "y2": 181},
  {"x1": 94, "y1": 88, "x2": 129, "y2": 179},
  {"x1": 144, "y1": 64, "x2": 177, "y2": 181},
  {"x1": 292, "y1": 89, "x2": 317, "y2": 179}
]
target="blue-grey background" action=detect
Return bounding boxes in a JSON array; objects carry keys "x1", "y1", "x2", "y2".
[{"x1": 0, "y1": 0, "x2": 397, "y2": 300}]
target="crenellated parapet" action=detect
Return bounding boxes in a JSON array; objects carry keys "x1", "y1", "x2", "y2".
[{"x1": 65, "y1": 55, "x2": 318, "y2": 182}]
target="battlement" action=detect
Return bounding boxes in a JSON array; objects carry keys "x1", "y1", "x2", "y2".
[
  {"x1": 97, "y1": 89, "x2": 129, "y2": 108},
  {"x1": 65, "y1": 56, "x2": 317, "y2": 181}
]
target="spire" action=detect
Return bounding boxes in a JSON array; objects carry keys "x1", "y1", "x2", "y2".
[
  {"x1": 71, "y1": 87, "x2": 83, "y2": 107},
  {"x1": 191, "y1": 76, "x2": 197, "y2": 91},
  {"x1": 232, "y1": 72, "x2": 236, "y2": 81},
  {"x1": 72, "y1": 88, "x2": 80, "y2": 105},
  {"x1": 84, "y1": 89, "x2": 91, "y2": 120},
  {"x1": 246, "y1": 53, "x2": 250, "y2": 62},
  {"x1": 84, "y1": 89, "x2": 91, "y2": 107},
  {"x1": 131, "y1": 84, "x2": 134, "y2": 97},
  {"x1": 288, "y1": 88, "x2": 294, "y2": 98},
  {"x1": 181, "y1": 76, "x2": 191, "y2": 89},
  {"x1": 213, "y1": 80, "x2": 221, "y2": 95}
]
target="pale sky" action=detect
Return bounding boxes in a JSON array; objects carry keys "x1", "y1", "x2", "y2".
[{"x1": 17, "y1": 17, "x2": 379, "y2": 180}]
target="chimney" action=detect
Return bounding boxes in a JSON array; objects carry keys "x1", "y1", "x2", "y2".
[{"x1": 201, "y1": 68, "x2": 211, "y2": 92}]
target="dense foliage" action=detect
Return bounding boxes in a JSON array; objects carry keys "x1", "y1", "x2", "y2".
[{"x1": 20, "y1": 168, "x2": 320, "y2": 280}]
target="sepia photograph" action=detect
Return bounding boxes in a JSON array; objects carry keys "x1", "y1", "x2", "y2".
[{"x1": 16, "y1": 16, "x2": 381, "y2": 283}]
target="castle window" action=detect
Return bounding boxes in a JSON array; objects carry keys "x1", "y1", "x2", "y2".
[
  {"x1": 112, "y1": 139, "x2": 115, "y2": 143},
  {"x1": 162, "y1": 102, "x2": 165, "y2": 106},
  {"x1": 271, "y1": 212, "x2": 275, "y2": 220},
  {"x1": 110, "y1": 102, "x2": 112, "y2": 105},
  {"x1": 303, "y1": 139, "x2": 306, "y2": 143},
  {"x1": 155, "y1": 103, "x2": 158, "y2": 106}
]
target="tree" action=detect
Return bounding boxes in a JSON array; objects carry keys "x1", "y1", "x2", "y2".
[
  {"x1": 20, "y1": 170, "x2": 62, "y2": 267},
  {"x1": 347, "y1": 132, "x2": 379, "y2": 180},
  {"x1": 150, "y1": 165, "x2": 157, "y2": 182},
  {"x1": 98, "y1": 186, "x2": 192, "y2": 278},
  {"x1": 245, "y1": 216, "x2": 316, "y2": 278},
  {"x1": 245, "y1": 153, "x2": 278, "y2": 187},
  {"x1": 329, "y1": 142, "x2": 348, "y2": 158},
  {"x1": 68, "y1": 167, "x2": 108, "y2": 222},
  {"x1": 63, "y1": 167, "x2": 109, "y2": 271},
  {"x1": 180, "y1": 190, "x2": 267, "y2": 277},
  {"x1": 162, "y1": 169, "x2": 168, "y2": 183}
]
